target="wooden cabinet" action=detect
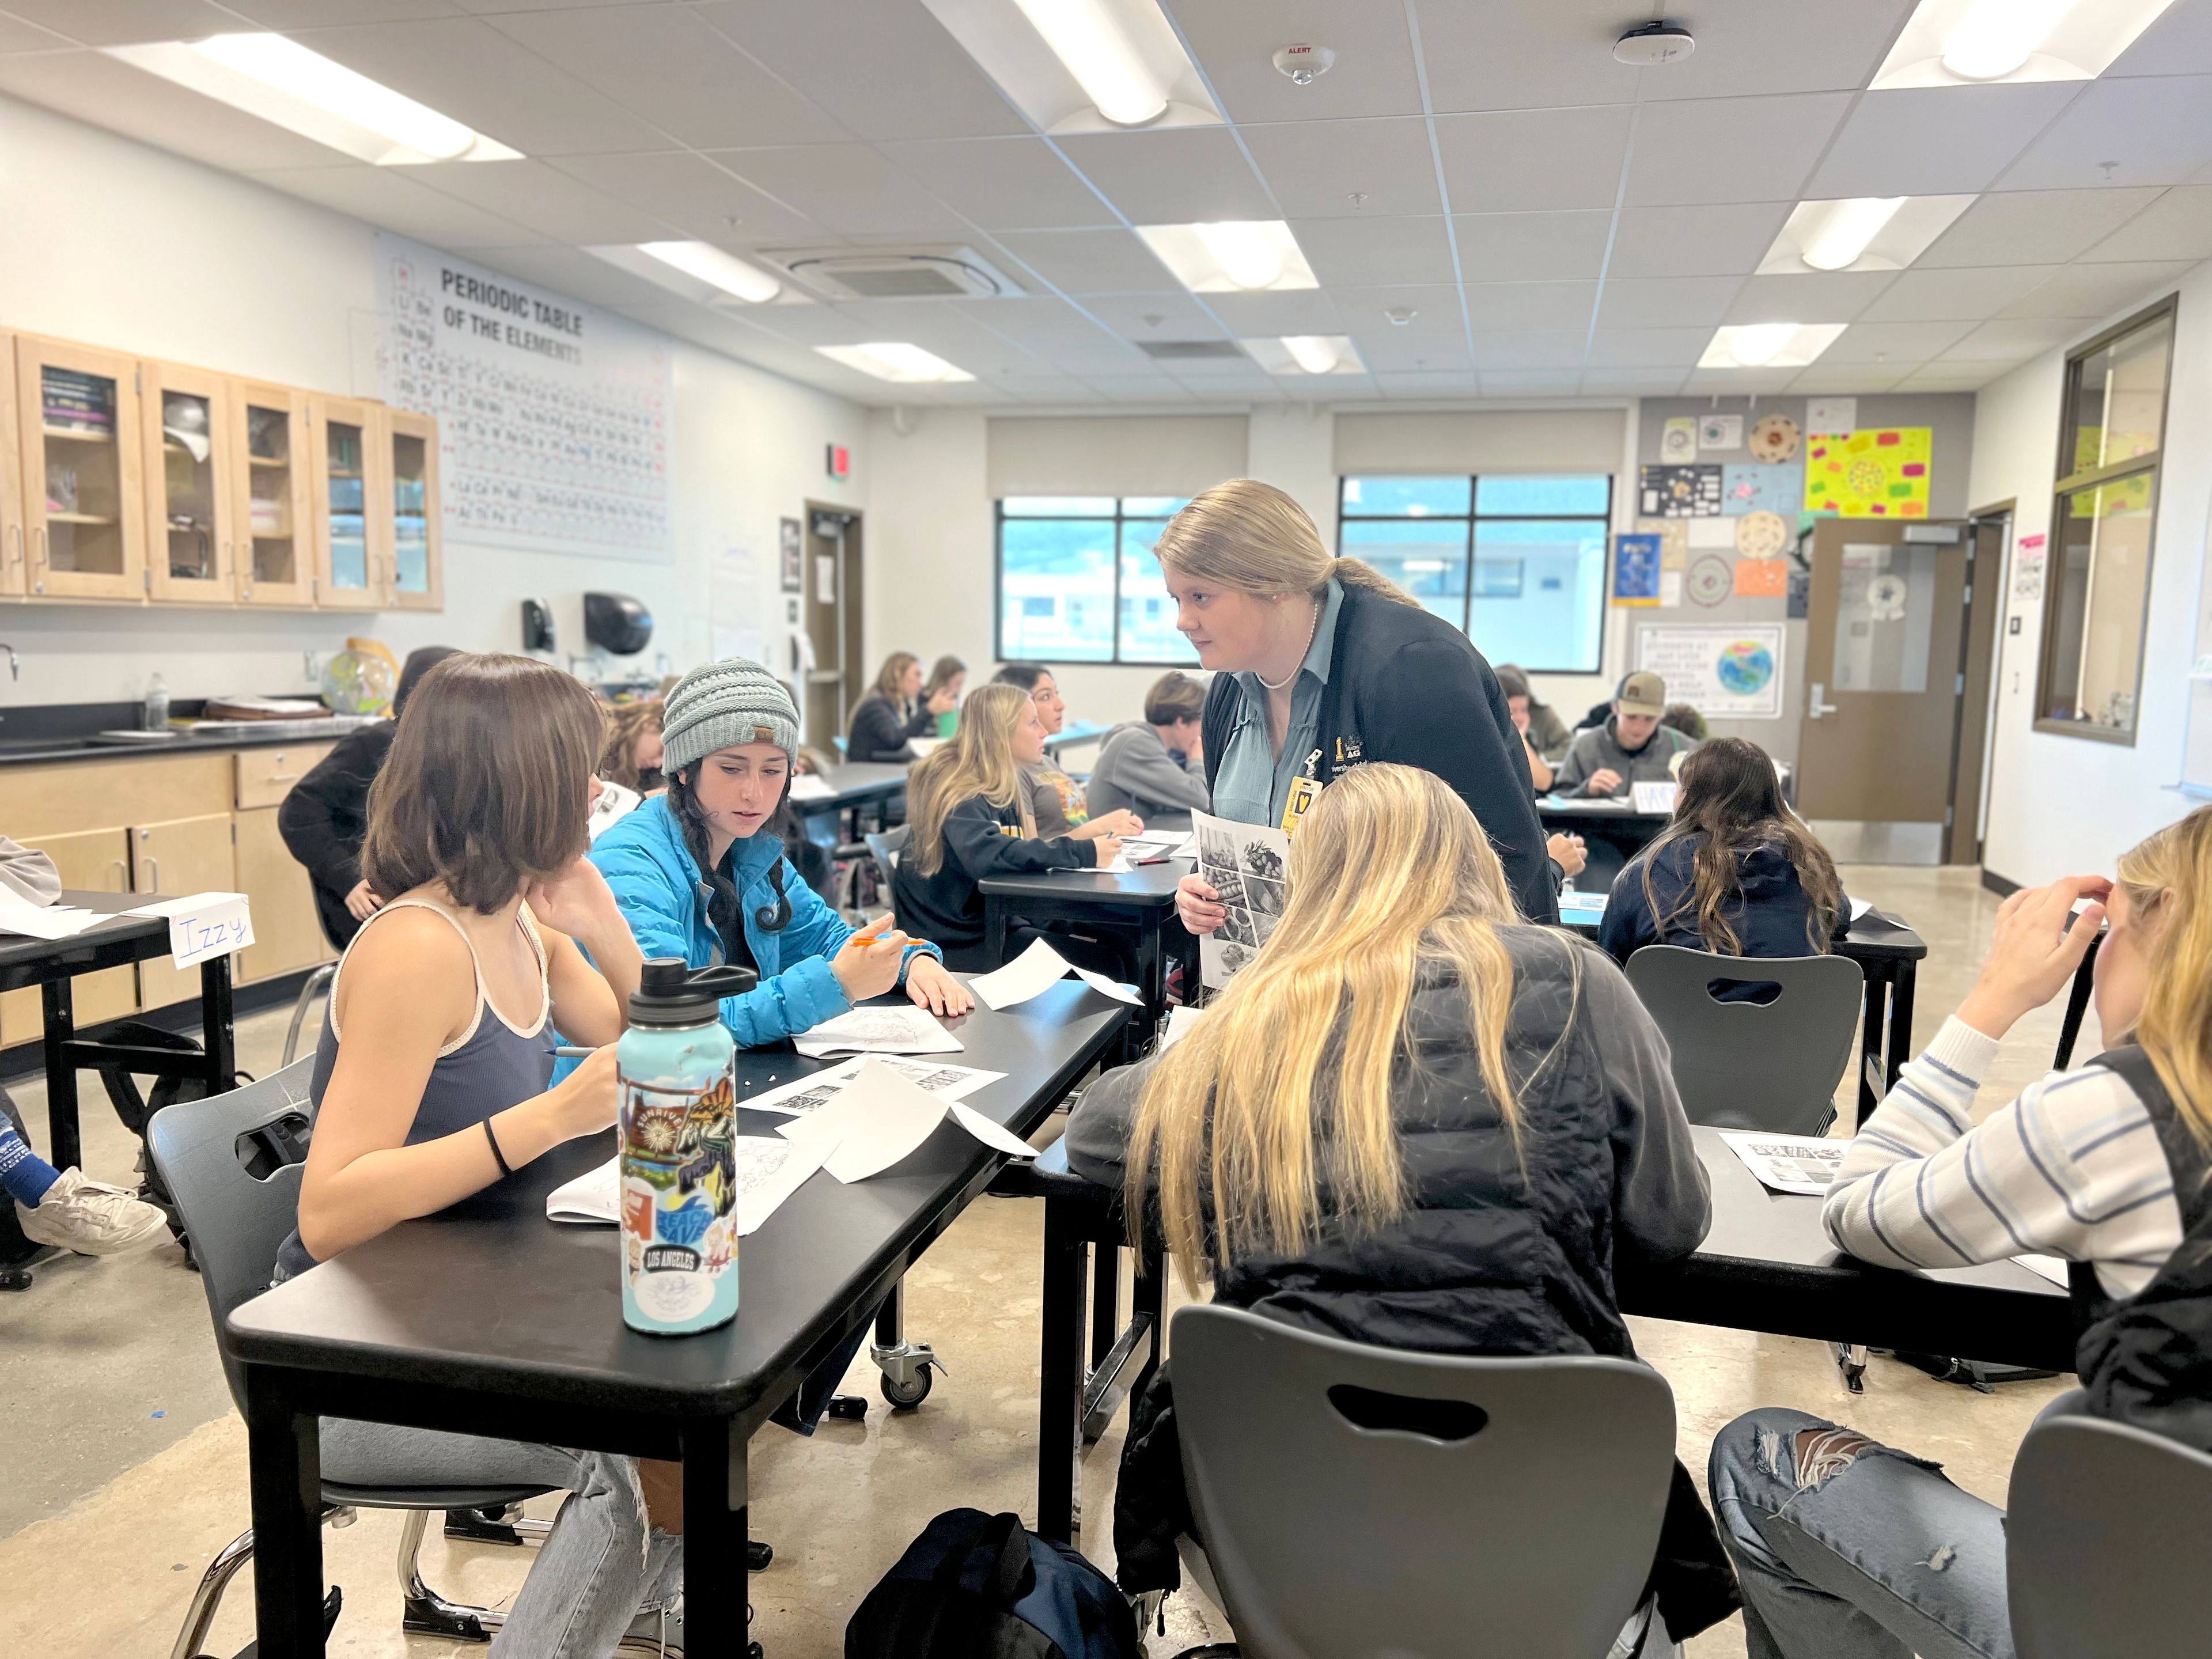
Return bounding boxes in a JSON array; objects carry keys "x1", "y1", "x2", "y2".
[
  {"x1": 0, "y1": 827, "x2": 138, "y2": 1045},
  {"x1": 229, "y1": 380, "x2": 314, "y2": 608},
  {"x1": 234, "y1": 741, "x2": 335, "y2": 811},
  {"x1": 235, "y1": 806, "x2": 331, "y2": 983},
  {"x1": 312, "y1": 394, "x2": 391, "y2": 610},
  {"x1": 16, "y1": 335, "x2": 146, "y2": 601},
  {"x1": 0, "y1": 332, "x2": 22, "y2": 598},
  {"x1": 131, "y1": 812, "x2": 239, "y2": 1012},
  {"x1": 142, "y1": 358, "x2": 235, "y2": 605},
  {"x1": 387, "y1": 407, "x2": 442, "y2": 611}
]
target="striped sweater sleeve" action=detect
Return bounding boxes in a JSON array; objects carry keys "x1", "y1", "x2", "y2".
[{"x1": 1823, "y1": 1016, "x2": 2183, "y2": 1300}]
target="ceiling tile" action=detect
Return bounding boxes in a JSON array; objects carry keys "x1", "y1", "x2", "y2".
[
  {"x1": 1895, "y1": 362, "x2": 2009, "y2": 391},
  {"x1": 292, "y1": 18, "x2": 671, "y2": 155},
  {"x1": 877, "y1": 137, "x2": 1113, "y2": 231},
  {"x1": 1452, "y1": 211, "x2": 1614, "y2": 281},
  {"x1": 1997, "y1": 76, "x2": 2212, "y2": 192},
  {"x1": 1918, "y1": 189, "x2": 2166, "y2": 267},
  {"x1": 990, "y1": 229, "x2": 1179, "y2": 294},
  {"x1": 1607, "y1": 203, "x2": 1793, "y2": 277},
  {"x1": 486, "y1": 5, "x2": 853, "y2": 150},
  {"x1": 1818, "y1": 320, "x2": 1976, "y2": 364},
  {"x1": 1478, "y1": 370, "x2": 1584, "y2": 395},
  {"x1": 1076, "y1": 294, "x2": 1225, "y2": 339},
  {"x1": 1329, "y1": 285, "x2": 1466, "y2": 335},
  {"x1": 408, "y1": 158, "x2": 676, "y2": 243},
  {"x1": 545, "y1": 151, "x2": 826, "y2": 242},
  {"x1": 955, "y1": 296, "x2": 1125, "y2": 350},
  {"x1": 1374, "y1": 370, "x2": 1484, "y2": 394},
  {"x1": 1467, "y1": 331, "x2": 1588, "y2": 369},
  {"x1": 1200, "y1": 290, "x2": 1345, "y2": 334},
  {"x1": 1680, "y1": 367, "x2": 1799, "y2": 395},
  {"x1": 245, "y1": 163, "x2": 544, "y2": 249},
  {"x1": 1434, "y1": 105, "x2": 1634, "y2": 213},
  {"x1": 1419, "y1": 6, "x2": 1638, "y2": 114},
  {"x1": 2081, "y1": 186, "x2": 2212, "y2": 262},
  {"x1": 224, "y1": 3, "x2": 472, "y2": 24},
  {"x1": 479, "y1": 246, "x2": 692, "y2": 310},
  {"x1": 1789, "y1": 368, "x2": 1907, "y2": 394},
  {"x1": 0, "y1": 48, "x2": 348, "y2": 171},
  {"x1": 1586, "y1": 327, "x2": 1711, "y2": 367},
  {"x1": 1055, "y1": 129, "x2": 1276, "y2": 224},
  {"x1": 1805, "y1": 85, "x2": 2080, "y2": 197},
  {"x1": 1858, "y1": 264, "x2": 2065, "y2": 320},
  {"x1": 1941, "y1": 318, "x2": 2094, "y2": 361},
  {"x1": 0, "y1": 13, "x2": 70, "y2": 50},
  {"x1": 1624, "y1": 93, "x2": 1853, "y2": 207},
  {"x1": 1639, "y1": 0, "x2": 1914, "y2": 101},
  {"x1": 1594, "y1": 275, "x2": 1743, "y2": 329},
  {"x1": 1579, "y1": 370, "x2": 1688, "y2": 396},
  {"x1": 1724, "y1": 271, "x2": 1897, "y2": 324},
  {"x1": 1175, "y1": 0, "x2": 1423, "y2": 122},
  {"x1": 1291, "y1": 215, "x2": 1457, "y2": 285},
  {"x1": 1353, "y1": 332, "x2": 1473, "y2": 372},
  {"x1": 1997, "y1": 261, "x2": 2194, "y2": 320},
  {"x1": 1239, "y1": 116, "x2": 1441, "y2": 218},
  {"x1": 2106, "y1": 1, "x2": 2212, "y2": 77},
  {"x1": 0, "y1": 0, "x2": 237, "y2": 44},
  {"x1": 1463, "y1": 282, "x2": 1597, "y2": 331},
  {"x1": 707, "y1": 145, "x2": 968, "y2": 238},
  {"x1": 693, "y1": 0, "x2": 1025, "y2": 140}
]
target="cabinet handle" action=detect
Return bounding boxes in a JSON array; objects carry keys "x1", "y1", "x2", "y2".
[
  {"x1": 31, "y1": 527, "x2": 45, "y2": 594},
  {"x1": 266, "y1": 773, "x2": 299, "y2": 784},
  {"x1": 111, "y1": 858, "x2": 127, "y2": 891},
  {"x1": 144, "y1": 855, "x2": 160, "y2": 893},
  {"x1": 7, "y1": 524, "x2": 20, "y2": 571}
]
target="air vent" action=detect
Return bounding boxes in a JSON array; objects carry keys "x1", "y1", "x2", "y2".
[
  {"x1": 768, "y1": 245, "x2": 1021, "y2": 302},
  {"x1": 1139, "y1": 339, "x2": 1244, "y2": 360}
]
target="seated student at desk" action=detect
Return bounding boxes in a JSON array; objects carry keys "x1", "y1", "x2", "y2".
[
  {"x1": 1552, "y1": 671, "x2": 1699, "y2": 800},
  {"x1": 1495, "y1": 664, "x2": 1574, "y2": 759},
  {"x1": 1065, "y1": 764, "x2": 1737, "y2": 1650},
  {"x1": 591, "y1": 657, "x2": 971, "y2": 1036},
  {"x1": 1708, "y1": 806, "x2": 2212, "y2": 1659},
  {"x1": 892, "y1": 684, "x2": 1138, "y2": 973},
  {"x1": 276, "y1": 653, "x2": 690, "y2": 1656},
  {"x1": 923, "y1": 655, "x2": 966, "y2": 738},
  {"x1": 847, "y1": 651, "x2": 956, "y2": 763},
  {"x1": 1598, "y1": 737, "x2": 1847, "y2": 967},
  {"x1": 1086, "y1": 671, "x2": 1210, "y2": 821},
  {"x1": 993, "y1": 662, "x2": 1090, "y2": 836}
]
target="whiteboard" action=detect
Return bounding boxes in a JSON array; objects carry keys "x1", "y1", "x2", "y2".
[{"x1": 376, "y1": 234, "x2": 673, "y2": 562}]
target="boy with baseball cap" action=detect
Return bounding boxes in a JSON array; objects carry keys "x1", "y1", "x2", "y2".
[{"x1": 1552, "y1": 671, "x2": 1699, "y2": 799}]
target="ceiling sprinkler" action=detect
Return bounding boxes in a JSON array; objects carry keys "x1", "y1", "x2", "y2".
[{"x1": 1273, "y1": 43, "x2": 1336, "y2": 85}]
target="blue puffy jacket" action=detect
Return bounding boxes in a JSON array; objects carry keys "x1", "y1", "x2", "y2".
[{"x1": 587, "y1": 795, "x2": 941, "y2": 1047}]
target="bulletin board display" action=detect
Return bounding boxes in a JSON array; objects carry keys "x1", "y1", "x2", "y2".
[
  {"x1": 1803, "y1": 428, "x2": 1932, "y2": 519},
  {"x1": 377, "y1": 233, "x2": 674, "y2": 562}
]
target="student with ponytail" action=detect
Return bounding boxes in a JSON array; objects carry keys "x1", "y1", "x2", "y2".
[
  {"x1": 591, "y1": 657, "x2": 972, "y2": 1044},
  {"x1": 1709, "y1": 806, "x2": 2212, "y2": 1659}
]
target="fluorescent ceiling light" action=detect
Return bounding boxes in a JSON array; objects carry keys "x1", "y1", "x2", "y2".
[
  {"x1": 1872, "y1": 0, "x2": 2178, "y2": 88},
  {"x1": 919, "y1": 0, "x2": 1221, "y2": 135},
  {"x1": 1137, "y1": 222, "x2": 1319, "y2": 293},
  {"x1": 1009, "y1": 0, "x2": 1166, "y2": 124},
  {"x1": 1800, "y1": 198, "x2": 1906, "y2": 271},
  {"x1": 1758, "y1": 196, "x2": 1975, "y2": 275},
  {"x1": 107, "y1": 33, "x2": 520, "y2": 165},
  {"x1": 816, "y1": 343, "x2": 975, "y2": 384},
  {"x1": 637, "y1": 242, "x2": 780, "y2": 304},
  {"x1": 1240, "y1": 335, "x2": 1365, "y2": 376},
  {"x1": 1282, "y1": 335, "x2": 1340, "y2": 374},
  {"x1": 1699, "y1": 324, "x2": 1847, "y2": 370}
]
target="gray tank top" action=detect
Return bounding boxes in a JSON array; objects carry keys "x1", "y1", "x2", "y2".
[{"x1": 274, "y1": 898, "x2": 554, "y2": 1281}]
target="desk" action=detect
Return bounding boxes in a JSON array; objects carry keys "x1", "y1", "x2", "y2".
[
  {"x1": 789, "y1": 760, "x2": 910, "y2": 836},
  {"x1": 0, "y1": 889, "x2": 237, "y2": 1173},
  {"x1": 978, "y1": 859, "x2": 1194, "y2": 1025},
  {"x1": 1044, "y1": 720, "x2": 1111, "y2": 756},
  {"x1": 228, "y1": 981, "x2": 1130, "y2": 1658},
  {"x1": 1538, "y1": 797, "x2": 1672, "y2": 893}
]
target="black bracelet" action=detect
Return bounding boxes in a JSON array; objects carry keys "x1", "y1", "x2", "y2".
[{"x1": 483, "y1": 1116, "x2": 514, "y2": 1179}]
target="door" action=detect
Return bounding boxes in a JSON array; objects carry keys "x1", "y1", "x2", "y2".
[
  {"x1": 229, "y1": 380, "x2": 314, "y2": 607},
  {"x1": 1947, "y1": 510, "x2": 2009, "y2": 864},
  {"x1": 131, "y1": 812, "x2": 238, "y2": 1012},
  {"x1": 387, "y1": 408, "x2": 442, "y2": 611},
  {"x1": 0, "y1": 828, "x2": 138, "y2": 1044},
  {"x1": 16, "y1": 335, "x2": 146, "y2": 601},
  {"x1": 1797, "y1": 520, "x2": 1969, "y2": 864},
  {"x1": 0, "y1": 332, "x2": 22, "y2": 597},
  {"x1": 312, "y1": 395, "x2": 391, "y2": 609},
  {"x1": 142, "y1": 359, "x2": 235, "y2": 604},
  {"x1": 804, "y1": 505, "x2": 862, "y2": 747},
  {"x1": 234, "y1": 806, "x2": 332, "y2": 982}
]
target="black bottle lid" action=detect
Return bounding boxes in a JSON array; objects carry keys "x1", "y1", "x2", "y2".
[{"x1": 626, "y1": 957, "x2": 759, "y2": 1028}]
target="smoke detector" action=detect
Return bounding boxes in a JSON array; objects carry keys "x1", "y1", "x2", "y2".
[
  {"x1": 1274, "y1": 43, "x2": 1335, "y2": 84},
  {"x1": 1613, "y1": 21, "x2": 1694, "y2": 66}
]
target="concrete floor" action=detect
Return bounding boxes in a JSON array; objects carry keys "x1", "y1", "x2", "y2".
[{"x1": 0, "y1": 864, "x2": 2096, "y2": 1657}]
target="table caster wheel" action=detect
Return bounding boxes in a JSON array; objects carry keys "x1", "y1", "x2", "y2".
[{"x1": 882, "y1": 1367, "x2": 933, "y2": 1410}]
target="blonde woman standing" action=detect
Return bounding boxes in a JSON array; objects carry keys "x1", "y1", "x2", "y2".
[
  {"x1": 1153, "y1": 479, "x2": 1557, "y2": 927},
  {"x1": 1063, "y1": 764, "x2": 1729, "y2": 1646}
]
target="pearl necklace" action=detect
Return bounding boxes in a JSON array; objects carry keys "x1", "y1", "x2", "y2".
[{"x1": 1255, "y1": 599, "x2": 1320, "y2": 692}]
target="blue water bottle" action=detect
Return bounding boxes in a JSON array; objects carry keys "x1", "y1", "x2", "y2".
[{"x1": 618, "y1": 958, "x2": 756, "y2": 1336}]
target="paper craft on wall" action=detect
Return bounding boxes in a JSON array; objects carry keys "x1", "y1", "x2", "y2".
[
  {"x1": 1734, "y1": 510, "x2": 1790, "y2": 560},
  {"x1": 1804, "y1": 428, "x2": 1932, "y2": 518},
  {"x1": 1639, "y1": 464, "x2": 1722, "y2": 518},
  {"x1": 1636, "y1": 517, "x2": 1688, "y2": 569},
  {"x1": 1659, "y1": 570, "x2": 1684, "y2": 607},
  {"x1": 1660, "y1": 416, "x2": 1698, "y2": 464},
  {"x1": 1805, "y1": 397, "x2": 1857, "y2": 436},
  {"x1": 1747, "y1": 412, "x2": 1801, "y2": 464},
  {"x1": 1721, "y1": 463, "x2": 1804, "y2": 516},
  {"x1": 1698, "y1": 413, "x2": 1743, "y2": 450},
  {"x1": 1687, "y1": 516, "x2": 1736, "y2": 550},
  {"x1": 1685, "y1": 556, "x2": 1733, "y2": 607},
  {"x1": 1613, "y1": 533, "x2": 1662, "y2": 606},
  {"x1": 1637, "y1": 623, "x2": 1786, "y2": 719},
  {"x1": 1733, "y1": 557, "x2": 1788, "y2": 598},
  {"x1": 2010, "y1": 532, "x2": 2046, "y2": 602}
]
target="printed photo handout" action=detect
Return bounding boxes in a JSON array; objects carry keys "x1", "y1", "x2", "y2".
[{"x1": 1192, "y1": 810, "x2": 1293, "y2": 989}]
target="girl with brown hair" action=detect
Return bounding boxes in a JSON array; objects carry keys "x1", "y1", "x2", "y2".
[
  {"x1": 846, "y1": 650, "x2": 956, "y2": 763},
  {"x1": 597, "y1": 696, "x2": 665, "y2": 793}
]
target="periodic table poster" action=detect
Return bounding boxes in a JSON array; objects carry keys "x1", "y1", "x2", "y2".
[{"x1": 376, "y1": 234, "x2": 674, "y2": 562}]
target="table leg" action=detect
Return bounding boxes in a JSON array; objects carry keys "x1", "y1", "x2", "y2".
[
  {"x1": 983, "y1": 896, "x2": 1009, "y2": 971},
  {"x1": 39, "y1": 979, "x2": 80, "y2": 1172},
  {"x1": 201, "y1": 953, "x2": 238, "y2": 1094},
  {"x1": 1885, "y1": 960, "x2": 1917, "y2": 1096},
  {"x1": 1131, "y1": 1241, "x2": 1163, "y2": 1407},
  {"x1": 245, "y1": 1368, "x2": 327, "y2": 1658},
  {"x1": 1090, "y1": 1243, "x2": 1120, "y2": 1371},
  {"x1": 683, "y1": 1419, "x2": 753, "y2": 1657},
  {"x1": 1856, "y1": 969, "x2": 1889, "y2": 1129},
  {"x1": 1036, "y1": 1196, "x2": 1087, "y2": 1546},
  {"x1": 1135, "y1": 925, "x2": 1163, "y2": 1025}
]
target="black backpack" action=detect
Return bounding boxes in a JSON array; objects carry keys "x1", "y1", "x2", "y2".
[
  {"x1": 93, "y1": 1021, "x2": 261, "y2": 1260},
  {"x1": 846, "y1": 1509, "x2": 1141, "y2": 1659}
]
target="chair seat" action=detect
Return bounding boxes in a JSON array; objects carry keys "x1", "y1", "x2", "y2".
[{"x1": 321, "y1": 1482, "x2": 555, "y2": 1512}]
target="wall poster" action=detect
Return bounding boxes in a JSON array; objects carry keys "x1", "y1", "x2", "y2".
[
  {"x1": 780, "y1": 517, "x2": 804, "y2": 592},
  {"x1": 1637, "y1": 624, "x2": 1787, "y2": 719},
  {"x1": 1804, "y1": 427, "x2": 1933, "y2": 519}
]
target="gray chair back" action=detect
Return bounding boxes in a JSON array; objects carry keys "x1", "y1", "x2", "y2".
[
  {"x1": 1171, "y1": 1304, "x2": 1675, "y2": 1659},
  {"x1": 865, "y1": 824, "x2": 912, "y2": 900},
  {"x1": 2008, "y1": 1413, "x2": 2212, "y2": 1658},
  {"x1": 1623, "y1": 945, "x2": 1862, "y2": 1133},
  {"x1": 146, "y1": 1060, "x2": 317, "y2": 1415}
]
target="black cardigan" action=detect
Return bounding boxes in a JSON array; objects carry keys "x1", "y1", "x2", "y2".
[
  {"x1": 1200, "y1": 585, "x2": 1557, "y2": 923},
  {"x1": 847, "y1": 691, "x2": 933, "y2": 764},
  {"x1": 276, "y1": 723, "x2": 396, "y2": 950}
]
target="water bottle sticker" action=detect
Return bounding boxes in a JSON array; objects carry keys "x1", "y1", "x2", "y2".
[{"x1": 620, "y1": 1071, "x2": 738, "y2": 1324}]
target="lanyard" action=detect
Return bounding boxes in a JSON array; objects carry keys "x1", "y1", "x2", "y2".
[{"x1": 1280, "y1": 748, "x2": 1322, "y2": 836}]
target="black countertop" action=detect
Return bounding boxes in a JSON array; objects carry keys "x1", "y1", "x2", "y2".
[{"x1": 0, "y1": 699, "x2": 376, "y2": 768}]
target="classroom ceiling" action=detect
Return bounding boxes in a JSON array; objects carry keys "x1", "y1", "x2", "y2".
[{"x1": 5, "y1": 1, "x2": 2212, "y2": 408}]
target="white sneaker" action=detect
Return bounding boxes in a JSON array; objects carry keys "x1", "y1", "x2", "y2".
[{"x1": 15, "y1": 1167, "x2": 170, "y2": 1255}]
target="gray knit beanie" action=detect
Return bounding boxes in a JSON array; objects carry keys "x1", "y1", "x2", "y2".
[{"x1": 659, "y1": 657, "x2": 801, "y2": 776}]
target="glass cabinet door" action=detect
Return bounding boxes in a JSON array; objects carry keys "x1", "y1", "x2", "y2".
[
  {"x1": 313, "y1": 396, "x2": 389, "y2": 608},
  {"x1": 143, "y1": 362, "x2": 233, "y2": 604},
  {"x1": 16, "y1": 338, "x2": 146, "y2": 600},
  {"x1": 230, "y1": 382, "x2": 312, "y2": 607},
  {"x1": 388, "y1": 409, "x2": 441, "y2": 611}
]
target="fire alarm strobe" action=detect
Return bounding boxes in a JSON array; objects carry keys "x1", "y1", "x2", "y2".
[
  {"x1": 1274, "y1": 43, "x2": 1335, "y2": 84},
  {"x1": 1613, "y1": 21, "x2": 1695, "y2": 66}
]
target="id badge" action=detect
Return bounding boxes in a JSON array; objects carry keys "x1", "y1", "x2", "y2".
[{"x1": 1280, "y1": 758, "x2": 1321, "y2": 837}]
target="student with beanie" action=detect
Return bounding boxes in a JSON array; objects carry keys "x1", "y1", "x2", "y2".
[
  {"x1": 592, "y1": 657, "x2": 973, "y2": 1044},
  {"x1": 1086, "y1": 671, "x2": 1210, "y2": 820}
]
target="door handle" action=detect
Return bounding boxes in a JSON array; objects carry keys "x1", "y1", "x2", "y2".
[{"x1": 1808, "y1": 681, "x2": 1839, "y2": 719}]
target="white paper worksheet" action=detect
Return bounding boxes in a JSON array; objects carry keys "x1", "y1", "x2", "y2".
[
  {"x1": 1719, "y1": 1131, "x2": 1846, "y2": 1196},
  {"x1": 544, "y1": 1135, "x2": 833, "y2": 1236},
  {"x1": 744, "y1": 1055, "x2": 1005, "y2": 1117},
  {"x1": 777, "y1": 1058, "x2": 1037, "y2": 1183},
  {"x1": 792, "y1": 1004, "x2": 965, "y2": 1058},
  {"x1": 1191, "y1": 811, "x2": 1291, "y2": 989},
  {"x1": 968, "y1": 937, "x2": 1143, "y2": 1011}
]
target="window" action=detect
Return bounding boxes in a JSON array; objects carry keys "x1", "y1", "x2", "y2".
[
  {"x1": 996, "y1": 496, "x2": 1200, "y2": 665},
  {"x1": 2037, "y1": 299, "x2": 2176, "y2": 743},
  {"x1": 1338, "y1": 473, "x2": 1611, "y2": 673}
]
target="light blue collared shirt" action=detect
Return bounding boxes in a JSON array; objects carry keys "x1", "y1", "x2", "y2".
[{"x1": 1209, "y1": 578, "x2": 1344, "y2": 828}]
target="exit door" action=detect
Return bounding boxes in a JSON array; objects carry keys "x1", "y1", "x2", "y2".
[
  {"x1": 1797, "y1": 519, "x2": 1970, "y2": 865},
  {"x1": 803, "y1": 505, "x2": 863, "y2": 749}
]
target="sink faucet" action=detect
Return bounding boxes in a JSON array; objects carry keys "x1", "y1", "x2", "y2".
[{"x1": 0, "y1": 642, "x2": 16, "y2": 681}]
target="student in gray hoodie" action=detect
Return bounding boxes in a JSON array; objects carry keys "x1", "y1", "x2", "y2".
[
  {"x1": 1086, "y1": 671, "x2": 1211, "y2": 820},
  {"x1": 1553, "y1": 669, "x2": 1698, "y2": 799}
]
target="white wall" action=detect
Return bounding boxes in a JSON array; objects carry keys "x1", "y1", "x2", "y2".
[
  {"x1": 1973, "y1": 268, "x2": 2209, "y2": 884},
  {"x1": 0, "y1": 93, "x2": 865, "y2": 712}
]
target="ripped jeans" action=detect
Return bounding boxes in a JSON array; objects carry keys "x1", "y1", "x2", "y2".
[{"x1": 1706, "y1": 1407, "x2": 2015, "y2": 1659}]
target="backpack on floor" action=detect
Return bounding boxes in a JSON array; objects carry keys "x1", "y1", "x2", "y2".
[{"x1": 846, "y1": 1508, "x2": 1142, "y2": 1659}]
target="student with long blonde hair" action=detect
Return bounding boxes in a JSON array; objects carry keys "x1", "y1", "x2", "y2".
[
  {"x1": 1709, "y1": 806, "x2": 2212, "y2": 1659},
  {"x1": 892, "y1": 683, "x2": 1141, "y2": 971},
  {"x1": 1064, "y1": 764, "x2": 1729, "y2": 1643}
]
